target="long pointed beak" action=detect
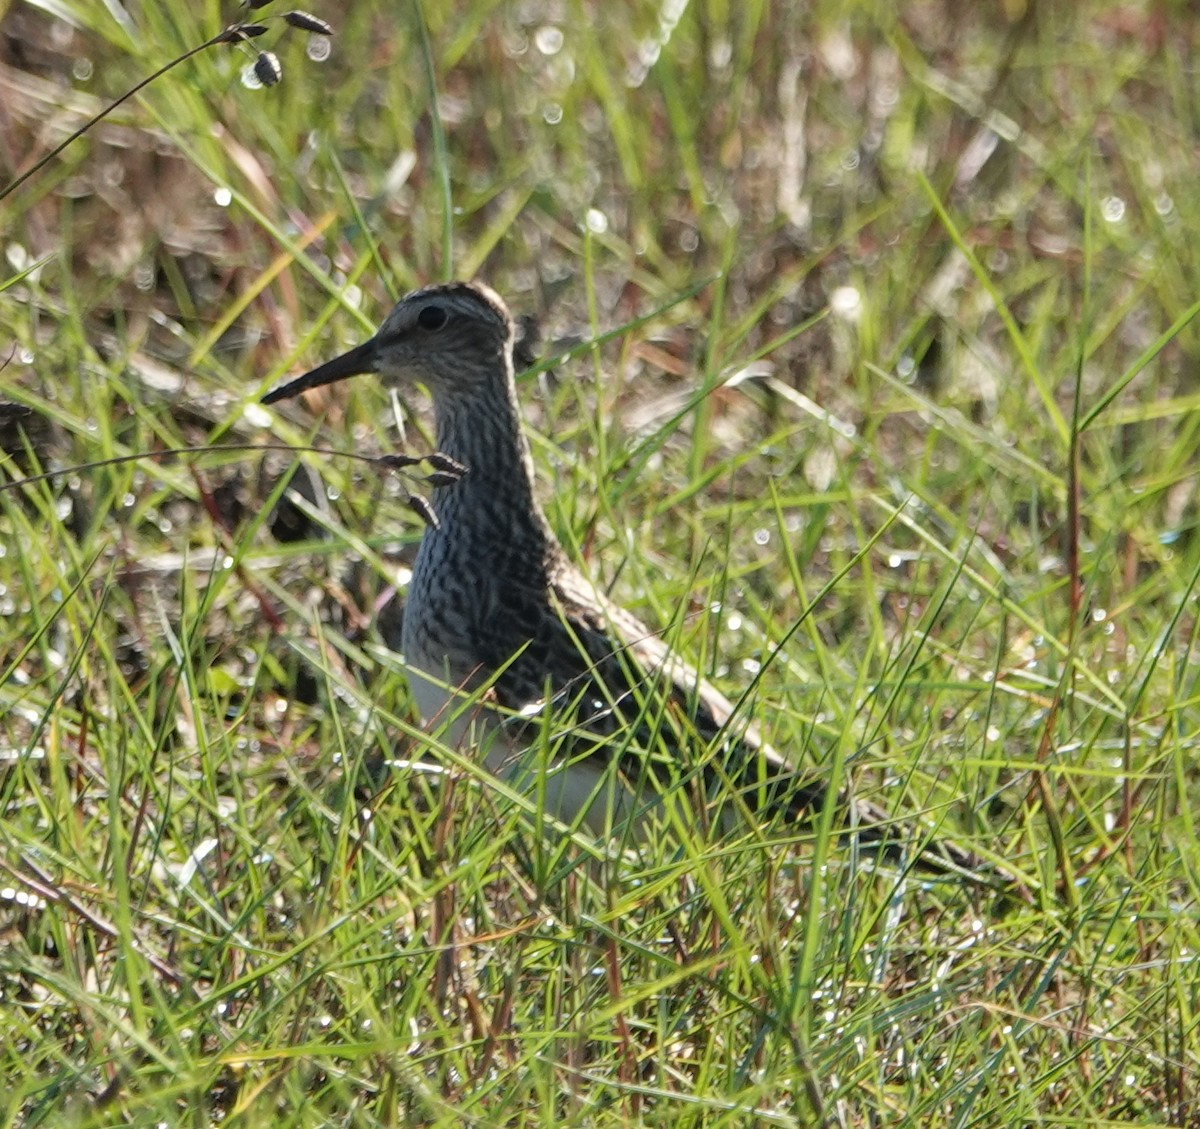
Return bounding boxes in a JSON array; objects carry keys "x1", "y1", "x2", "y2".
[{"x1": 261, "y1": 337, "x2": 380, "y2": 404}]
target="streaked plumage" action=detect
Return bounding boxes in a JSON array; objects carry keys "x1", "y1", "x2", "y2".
[{"x1": 264, "y1": 282, "x2": 975, "y2": 867}]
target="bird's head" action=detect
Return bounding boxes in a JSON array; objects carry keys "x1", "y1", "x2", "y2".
[{"x1": 262, "y1": 281, "x2": 515, "y2": 405}]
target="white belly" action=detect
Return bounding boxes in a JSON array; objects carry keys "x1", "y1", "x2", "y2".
[{"x1": 404, "y1": 657, "x2": 640, "y2": 837}]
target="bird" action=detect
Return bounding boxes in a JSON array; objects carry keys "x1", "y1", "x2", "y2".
[{"x1": 262, "y1": 281, "x2": 979, "y2": 869}]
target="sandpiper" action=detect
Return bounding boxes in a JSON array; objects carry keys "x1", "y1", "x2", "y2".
[{"x1": 264, "y1": 281, "x2": 976, "y2": 868}]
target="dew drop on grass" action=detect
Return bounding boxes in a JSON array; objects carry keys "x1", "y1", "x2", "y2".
[
  {"x1": 534, "y1": 25, "x2": 563, "y2": 55},
  {"x1": 1101, "y1": 195, "x2": 1126, "y2": 223},
  {"x1": 543, "y1": 102, "x2": 563, "y2": 125},
  {"x1": 6, "y1": 242, "x2": 31, "y2": 271},
  {"x1": 829, "y1": 285, "x2": 862, "y2": 321},
  {"x1": 306, "y1": 35, "x2": 331, "y2": 62},
  {"x1": 214, "y1": 186, "x2": 232, "y2": 207},
  {"x1": 710, "y1": 37, "x2": 732, "y2": 68},
  {"x1": 585, "y1": 207, "x2": 608, "y2": 234}
]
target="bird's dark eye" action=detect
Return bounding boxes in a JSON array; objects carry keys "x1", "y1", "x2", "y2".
[{"x1": 417, "y1": 304, "x2": 448, "y2": 331}]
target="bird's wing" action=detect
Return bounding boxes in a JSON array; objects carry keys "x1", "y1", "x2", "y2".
[
  {"x1": 469, "y1": 562, "x2": 986, "y2": 872},
  {"x1": 471, "y1": 559, "x2": 827, "y2": 819}
]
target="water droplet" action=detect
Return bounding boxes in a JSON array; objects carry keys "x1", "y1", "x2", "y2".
[
  {"x1": 830, "y1": 286, "x2": 862, "y2": 321},
  {"x1": 534, "y1": 25, "x2": 563, "y2": 55},
  {"x1": 6, "y1": 242, "x2": 31, "y2": 272},
  {"x1": 214, "y1": 186, "x2": 232, "y2": 207},
  {"x1": 585, "y1": 208, "x2": 608, "y2": 234},
  {"x1": 1101, "y1": 196, "x2": 1125, "y2": 223},
  {"x1": 307, "y1": 36, "x2": 331, "y2": 62}
]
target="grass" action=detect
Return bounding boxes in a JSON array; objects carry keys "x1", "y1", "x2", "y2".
[{"x1": 1, "y1": 0, "x2": 1199, "y2": 1124}]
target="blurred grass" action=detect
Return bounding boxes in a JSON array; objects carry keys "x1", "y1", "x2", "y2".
[{"x1": 2, "y1": 0, "x2": 1200, "y2": 1125}]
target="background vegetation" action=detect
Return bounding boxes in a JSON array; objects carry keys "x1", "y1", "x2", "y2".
[{"x1": 1, "y1": 0, "x2": 1198, "y2": 1124}]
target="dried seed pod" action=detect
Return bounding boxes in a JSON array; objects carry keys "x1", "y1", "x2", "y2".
[
  {"x1": 407, "y1": 494, "x2": 439, "y2": 530},
  {"x1": 253, "y1": 51, "x2": 282, "y2": 87},
  {"x1": 425, "y1": 452, "x2": 468, "y2": 478},
  {"x1": 378, "y1": 453, "x2": 424, "y2": 471},
  {"x1": 283, "y1": 10, "x2": 334, "y2": 34},
  {"x1": 216, "y1": 22, "x2": 268, "y2": 44}
]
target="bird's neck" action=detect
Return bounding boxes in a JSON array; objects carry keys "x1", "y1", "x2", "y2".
[{"x1": 423, "y1": 372, "x2": 557, "y2": 564}]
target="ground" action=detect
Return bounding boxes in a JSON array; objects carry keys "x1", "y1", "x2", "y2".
[{"x1": 1, "y1": 2, "x2": 1198, "y2": 1125}]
